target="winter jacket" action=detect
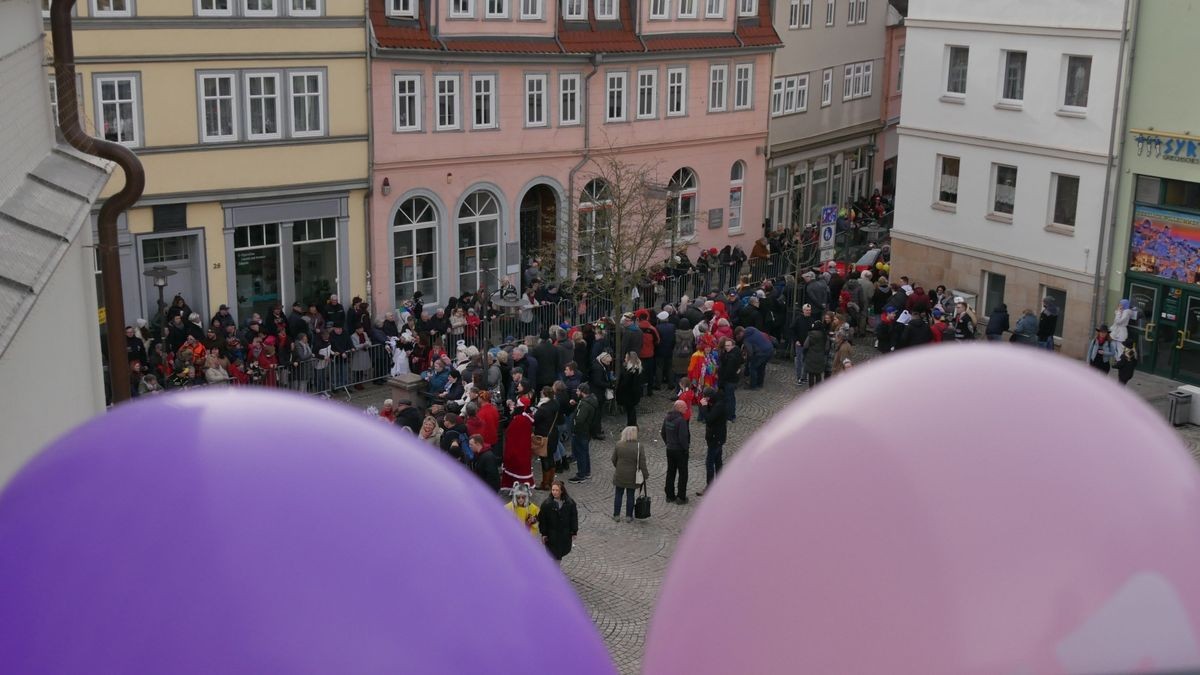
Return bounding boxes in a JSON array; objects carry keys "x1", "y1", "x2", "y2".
[
  {"x1": 803, "y1": 328, "x2": 828, "y2": 372},
  {"x1": 532, "y1": 399, "x2": 560, "y2": 437},
  {"x1": 717, "y1": 347, "x2": 743, "y2": 385},
  {"x1": 985, "y1": 306, "x2": 1010, "y2": 337},
  {"x1": 1012, "y1": 313, "x2": 1039, "y2": 344},
  {"x1": 804, "y1": 279, "x2": 830, "y2": 312},
  {"x1": 899, "y1": 317, "x2": 933, "y2": 349},
  {"x1": 612, "y1": 440, "x2": 649, "y2": 489},
  {"x1": 1037, "y1": 311, "x2": 1058, "y2": 341},
  {"x1": 574, "y1": 394, "x2": 601, "y2": 437},
  {"x1": 1086, "y1": 337, "x2": 1117, "y2": 365},
  {"x1": 615, "y1": 363, "x2": 643, "y2": 409},
  {"x1": 701, "y1": 395, "x2": 728, "y2": 446},
  {"x1": 656, "y1": 321, "x2": 677, "y2": 359},
  {"x1": 538, "y1": 496, "x2": 578, "y2": 560},
  {"x1": 954, "y1": 313, "x2": 977, "y2": 341},
  {"x1": 531, "y1": 340, "x2": 559, "y2": 386},
  {"x1": 660, "y1": 410, "x2": 691, "y2": 452},
  {"x1": 743, "y1": 327, "x2": 774, "y2": 359}
]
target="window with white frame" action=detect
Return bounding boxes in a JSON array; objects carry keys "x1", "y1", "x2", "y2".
[
  {"x1": 395, "y1": 74, "x2": 421, "y2": 131},
  {"x1": 1063, "y1": 55, "x2": 1092, "y2": 110},
  {"x1": 679, "y1": 0, "x2": 696, "y2": 18},
  {"x1": 1049, "y1": 174, "x2": 1080, "y2": 229},
  {"x1": 842, "y1": 60, "x2": 871, "y2": 100},
  {"x1": 560, "y1": 74, "x2": 580, "y2": 124},
  {"x1": 667, "y1": 168, "x2": 698, "y2": 238},
  {"x1": 451, "y1": 0, "x2": 473, "y2": 16},
  {"x1": 946, "y1": 46, "x2": 969, "y2": 95},
  {"x1": 637, "y1": 69, "x2": 657, "y2": 119},
  {"x1": 771, "y1": 77, "x2": 784, "y2": 116},
  {"x1": 92, "y1": 0, "x2": 133, "y2": 17},
  {"x1": 788, "y1": 0, "x2": 799, "y2": 28},
  {"x1": 245, "y1": 72, "x2": 281, "y2": 139},
  {"x1": 705, "y1": 0, "x2": 722, "y2": 18},
  {"x1": 245, "y1": 0, "x2": 277, "y2": 16},
  {"x1": 436, "y1": 75, "x2": 461, "y2": 131},
  {"x1": 737, "y1": 0, "x2": 755, "y2": 16},
  {"x1": 728, "y1": 161, "x2": 744, "y2": 231},
  {"x1": 457, "y1": 191, "x2": 501, "y2": 293},
  {"x1": 821, "y1": 68, "x2": 832, "y2": 106},
  {"x1": 666, "y1": 67, "x2": 687, "y2": 116},
  {"x1": 734, "y1": 64, "x2": 752, "y2": 109},
  {"x1": 472, "y1": 75, "x2": 496, "y2": 129},
  {"x1": 578, "y1": 179, "x2": 612, "y2": 273},
  {"x1": 199, "y1": 73, "x2": 237, "y2": 142},
  {"x1": 485, "y1": 0, "x2": 507, "y2": 17},
  {"x1": 843, "y1": 64, "x2": 852, "y2": 100},
  {"x1": 606, "y1": 71, "x2": 626, "y2": 122},
  {"x1": 47, "y1": 77, "x2": 58, "y2": 125},
  {"x1": 650, "y1": 0, "x2": 667, "y2": 18},
  {"x1": 563, "y1": 0, "x2": 584, "y2": 18},
  {"x1": 1000, "y1": 50, "x2": 1027, "y2": 103},
  {"x1": 991, "y1": 163, "x2": 1018, "y2": 216},
  {"x1": 781, "y1": 75, "x2": 806, "y2": 113},
  {"x1": 790, "y1": 167, "x2": 806, "y2": 226},
  {"x1": 709, "y1": 65, "x2": 728, "y2": 112},
  {"x1": 824, "y1": 0, "x2": 833, "y2": 24},
  {"x1": 935, "y1": 155, "x2": 959, "y2": 205},
  {"x1": 525, "y1": 74, "x2": 547, "y2": 127},
  {"x1": 394, "y1": 197, "x2": 440, "y2": 307},
  {"x1": 800, "y1": 0, "x2": 811, "y2": 26},
  {"x1": 896, "y1": 47, "x2": 904, "y2": 92},
  {"x1": 768, "y1": 166, "x2": 788, "y2": 229},
  {"x1": 290, "y1": 71, "x2": 324, "y2": 137},
  {"x1": 520, "y1": 0, "x2": 542, "y2": 18},
  {"x1": 198, "y1": 0, "x2": 233, "y2": 16},
  {"x1": 846, "y1": 0, "x2": 865, "y2": 23},
  {"x1": 596, "y1": 0, "x2": 615, "y2": 18},
  {"x1": 863, "y1": 61, "x2": 872, "y2": 96},
  {"x1": 96, "y1": 75, "x2": 140, "y2": 146},
  {"x1": 289, "y1": 0, "x2": 320, "y2": 16}
]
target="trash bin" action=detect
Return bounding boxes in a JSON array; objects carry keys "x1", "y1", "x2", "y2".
[{"x1": 1168, "y1": 390, "x2": 1192, "y2": 427}]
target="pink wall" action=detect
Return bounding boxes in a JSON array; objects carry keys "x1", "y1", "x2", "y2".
[
  {"x1": 370, "y1": 53, "x2": 772, "y2": 312},
  {"x1": 638, "y1": 2, "x2": 737, "y2": 34},
  {"x1": 883, "y1": 24, "x2": 905, "y2": 122},
  {"x1": 437, "y1": 0, "x2": 558, "y2": 36}
]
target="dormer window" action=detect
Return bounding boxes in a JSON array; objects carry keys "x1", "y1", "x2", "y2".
[
  {"x1": 563, "y1": 0, "x2": 585, "y2": 19},
  {"x1": 387, "y1": 0, "x2": 417, "y2": 18},
  {"x1": 595, "y1": 0, "x2": 615, "y2": 19}
]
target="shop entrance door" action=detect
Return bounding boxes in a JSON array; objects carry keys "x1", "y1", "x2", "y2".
[{"x1": 1132, "y1": 280, "x2": 1200, "y2": 384}]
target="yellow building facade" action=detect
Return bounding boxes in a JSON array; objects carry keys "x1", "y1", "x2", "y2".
[{"x1": 47, "y1": 0, "x2": 369, "y2": 326}]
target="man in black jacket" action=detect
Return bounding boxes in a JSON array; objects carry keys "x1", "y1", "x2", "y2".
[
  {"x1": 532, "y1": 386, "x2": 560, "y2": 490},
  {"x1": 661, "y1": 400, "x2": 691, "y2": 504},
  {"x1": 287, "y1": 301, "x2": 310, "y2": 342},
  {"x1": 322, "y1": 294, "x2": 346, "y2": 329},
  {"x1": 328, "y1": 324, "x2": 353, "y2": 389},
  {"x1": 716, "y1": 337, "x2": 743, "y2": 421},
  {"x1": 532, "y1": 331, "x2": 560, "y2": 388},
  {"x1": 698, "y1": 387, "x2": 728, "y2": 496}
]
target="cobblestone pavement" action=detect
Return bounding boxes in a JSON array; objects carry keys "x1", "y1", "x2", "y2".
[{"x1": 340, "y1": 342, "x2": 1200, "y2": 675}]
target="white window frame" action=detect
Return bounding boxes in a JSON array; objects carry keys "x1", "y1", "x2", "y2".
[
  {"x1": 637, "y1": 69, "x2": 658, "y2": 120},
  {"x1": 679, "y1": 0, "x2": 697, "y2": 19},
  {"x1": 851, "y1": 63, "x2": 863, "y2": 97},
  {"x1": 450, "y1": 0, "x2": 474, "y2": 17},
  {"x1": 705, "y1": 0, "x2": 723, "y2": 18},
  {"x1": 198, "y1": 72, "x2": 239, "y2": 143},
  {"x1": 824, "y1": 0, "x2": 834, "y2": 25},
  {"x1": 485, "y1": 0, "x2": 508, "y2": 18},
  {"x1": 393, "y1": 197, "x2": 441, "y2": 308},
  {"x1": 1061, "y1": 54, "x2": 1092, "y2": 113},
  {"x1": 434, "y1": 74, "x2": 461, "y2": 131},
  {"x1": 728, "y1": 161, "x2": 745, "y2": 232},
  {"x1": 288, "y1": 70, "x2": 325, "y2": 138},
  {"x1": 95, "y1": 74, "x2": 142, "y2": 147},
  {"x1": 821, "y1": 68, "x2": 832, "y2": 106},
  {"x1": 520, "y1": 0, "x2": 542, "y2": 18},
  {"x1": 793, "y1": 74, "x2": 808, "y2": 112},
  {"x1": 394, "y1": 74, "x2": 422, "y2": 132},
  {"x1": 1048, "y1": 173, "x2": 1080, "y2": 229},
  {"x1": 945, "y1": 45, "x2": 969, "y2": 97},
  {"x1": 897, "y1": 47, "x2": 904, "y2": 92},
  {"x1": 857, "y1": 0, "x2": 866, "y2": 23},
  {"x1": 606, "y1": 71, "x2": 627, "y2": 122},
  {"x1": 989, "y1": 163, "x2": 1018, "y2": 218},
  {"x1": 788, "y1": 0, "x2": 799, "y2": 28},
  {"x1": 559, "y1": 73, "x2": 581, "y2": 125},
  {"x1": 288, "y1": 0, "x2": 321, "y2": 16},
  {"x1": 563, "y1": 0, "x2": 584, "y2": 19},
  {"x1": 650, "y1": 0, "x2": 667, "y2": 18},
  {"x1": 595, "y1": 0, "x2": 616, "y2": 18},
  {"x1": 91, "y1": 0, "x2": 133, "y2": 17},
  {"x1": 244, "y1": 71, "x2": 282, "y2": 140},
  {"x1": 771, "y1": 77, "x2": 784, "y2": 117},
  {"x1": 524, "y1": 73, "x2": 548, "y2": 127},
  {"x1": 48, "y1": 76, "x2": 59, "y2": 125},
  {"x1": 999, "y1": 49, "x2": 1027, "y2": 105},
  {"x1": 733, "y1": 63, "x2": 753, "y2": 110},
  {"x1": 842, "y1": 64, "x2": 853, "y2": 100},
  {"x1": 472, "y1": 74, "x2": 497, "y2": 130},
  {"x1": 862, "y1": 61, "x2": 872, "y2": 96},
  {"x1": 934, "y1": 154, "x2": 959, "y2": 207},
  {"x1": 708, "y1": 64, "x2": 728, "y2": 113},
  {"x1": 800, "y1": 0, "x2": 811, "y2": 27},
  {"x1": 847, "y1": 0, "x2": 864, "y2": 23},
  {"x1": 197, "y1": 0, "x2": 233, "y2": 17},
  {"x1": 244, "y1": 0, "x2": 277, "y2": 17},
  {"x1": 736, "y1": 0, "x2": 755, "y2": 16},
  {"x1": 666, "y1": 67, "x2": 687, "y2": 117}
]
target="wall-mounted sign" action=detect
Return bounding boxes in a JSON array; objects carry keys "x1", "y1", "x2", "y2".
[
  {"x1": 1133, "y1": 130, "x2": 1200, "y2": 165},
  {"x1": 1129, "y1": 206, "x2": 1200, "y2": 284},
  {"x1": 707, "y1": 208, "x2": 723, "y2": 229}
]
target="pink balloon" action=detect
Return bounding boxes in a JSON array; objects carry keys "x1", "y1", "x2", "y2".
[{"x1": 645, "y1": 345, "x2": 1200, "y2": 675}]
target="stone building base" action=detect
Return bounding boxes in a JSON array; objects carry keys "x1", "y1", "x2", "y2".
[{"x1": 891, "y1": 237, "x2": 1097, "y2": 358}]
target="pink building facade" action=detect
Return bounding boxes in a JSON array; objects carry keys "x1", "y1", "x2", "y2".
[
  {"x1": 368, "y1": 0, "x2": 780, "y2": 311},
  {"x1": 874, "y1": 1, "x2": 906, "y2": 197}
]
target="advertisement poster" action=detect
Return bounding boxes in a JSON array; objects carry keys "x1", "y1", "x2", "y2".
[{"x1": 1129, "y1": 206, "x2": 1200, "y2": 284}]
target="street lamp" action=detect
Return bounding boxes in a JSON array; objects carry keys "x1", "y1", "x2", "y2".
[{"x1": 143, "y1": 265, "x2": 177, "y2": 322}]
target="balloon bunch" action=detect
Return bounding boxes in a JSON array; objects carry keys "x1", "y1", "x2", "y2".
[{"x1": 2, "y1": 346, "x2": 1200, "y2": 674}]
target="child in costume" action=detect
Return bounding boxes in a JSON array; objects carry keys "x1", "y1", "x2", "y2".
[{"x1": 505, "y1": 483, "x2": 540, "y2": 537}]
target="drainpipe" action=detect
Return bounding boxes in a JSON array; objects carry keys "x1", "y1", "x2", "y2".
[
  {"x1": 1090, "y1": 0, "x2": 1138, "y2": 330},
  {"x1": 364, "y1": 0, "x2": 375, "y2": 305},
  {"x1": 636, "y1": 0, "x2": 649, "y2": 51},
  {"x1": 566, "y1": 54, "x2": 602, "y2": 275},
  {"x1": 432, "y1": 0, "x2": 448, "y2": 50},
  {"x1": 52, "y1": 0, "x2": 146, "y2": 405}
]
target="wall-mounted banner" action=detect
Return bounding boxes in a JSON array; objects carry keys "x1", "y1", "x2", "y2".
[
  {"x1": 1129, "y1": 206, "x2": 1200, "y2": 283},
  {"x1": 1133, "y1": 131, "x2": 1200, "y2": 165}
]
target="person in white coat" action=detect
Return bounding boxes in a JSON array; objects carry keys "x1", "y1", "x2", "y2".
[{"x1": 1110, "y1": 299, "x2": 1133, "y2": 344}]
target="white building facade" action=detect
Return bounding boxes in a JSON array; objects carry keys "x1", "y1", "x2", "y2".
[{"x1": 891, "y1": 0, "x2": 1130, "y2": 356}]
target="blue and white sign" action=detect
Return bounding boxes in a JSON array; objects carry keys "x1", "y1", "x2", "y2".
[
  {"x1": 820, "y1": 223, "x2": 836, "y2": 251},
  {"x1": 820, "y1": 205, "x2": 839, "y2": 226}
]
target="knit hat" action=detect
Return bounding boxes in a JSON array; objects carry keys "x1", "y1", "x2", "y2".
[{"x1": 657, "y1": 311, "x2": 670, "y2": 321}]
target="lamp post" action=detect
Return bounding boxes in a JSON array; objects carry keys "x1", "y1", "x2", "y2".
[{"x1": 143, "y1": 265, "x2": 177, "y2": 324}]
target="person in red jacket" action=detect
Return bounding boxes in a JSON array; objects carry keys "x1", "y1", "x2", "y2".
[
  {"x1": 635, "y1": 309, "x2": 661, "y2": 396},
  {"x1": 501, "y1": 399, "x2": 535, "y2": 490},
  {"x1": 930, "y1": 308, "x2": 950, "y2": 343},
  {"x1": 476, "y1": 390, "x2": 501, "y2": 448}
]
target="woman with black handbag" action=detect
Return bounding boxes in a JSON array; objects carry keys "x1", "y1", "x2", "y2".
[
  {"x1": 538, "y1": 480, "x2": 578, "y2": 562},
  {"x1": 611, "y1": 426, "x2": 649, "y2": 523}
]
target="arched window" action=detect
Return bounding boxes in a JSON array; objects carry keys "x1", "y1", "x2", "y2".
[
  {"x1": 729, "y1": 161, "x2": 745, "y2": 231},
  {"x1": 578, "y1": 178, "x2": 612, "y2": 274},
  {"x1": 393, "y1": 196, "x2": 439, "y2": 307},
  {"x1": 457, "y1": 190, "x2": 501, "y2": 294},
  {"x1": 667, "y1": 167, "x2": 698, "y2": 238}
]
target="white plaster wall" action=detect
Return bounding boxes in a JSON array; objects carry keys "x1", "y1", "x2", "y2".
[
  {"x1": 908, "y1": 0, "x2": 1126, "y2": 30},
  {"x1": 0, "y1": 234, "x2": 106, "y2": 488}
]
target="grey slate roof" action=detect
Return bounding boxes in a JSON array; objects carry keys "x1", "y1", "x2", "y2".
[{"x1": 0, "y1": 145, "x2": 111, "y2": 358}]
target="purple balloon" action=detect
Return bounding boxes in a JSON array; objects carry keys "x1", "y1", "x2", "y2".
[{"x1": 0, "y1": 389, "x2": 614, "y2": 675}]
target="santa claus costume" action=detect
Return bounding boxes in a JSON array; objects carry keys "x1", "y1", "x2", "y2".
[{"x1": 501, "y1": 399, "x2": 535, "y2": 490}]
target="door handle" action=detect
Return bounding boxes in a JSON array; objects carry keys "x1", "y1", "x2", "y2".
[
  {"x1": 1177, "y1": 330, "x2": 1188, "y2": 350},
  {"x1": 1145, "y1": 322, "x2": 1157, "y2": 341}
]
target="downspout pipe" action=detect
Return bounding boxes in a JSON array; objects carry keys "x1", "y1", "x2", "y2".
[
  {"x1": 52, "y1": 0, "x2": 146, "y2": 405},
  {"x1": 1090, "y1": 0, "x2": 1137, "y2": 330},
  {"x1": 566, "y1": 54, "x2": 602, "y2": 275},
  {"x1": 364, "y1": 0, "x2": 375, "y2": 305}
]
